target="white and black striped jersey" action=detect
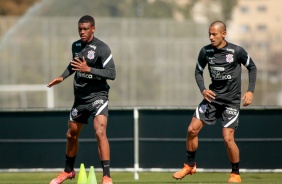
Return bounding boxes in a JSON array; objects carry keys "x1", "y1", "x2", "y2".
[
  {"x1": 195, "y1": 42, "x2": 257, "y2": 107},
  {"x1": 60, "y1": 37, "x2": 116, "y2": 101}
]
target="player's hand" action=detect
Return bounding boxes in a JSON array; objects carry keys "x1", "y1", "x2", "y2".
[
  {"x1": 47, "y1": 77, "x2": 64, "y2": 88},
  {"x1": 202, "y1": 89, "x2": 216, "y2": 103},
  {"x1": 71, "y1": 57, "x2": 90, "y2": 73},
  {"x1": 242, "y1": 91, "x2": 253, "y2": 106}
]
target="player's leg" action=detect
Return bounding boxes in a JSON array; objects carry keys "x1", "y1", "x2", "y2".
[
  {"x1": 49, "y1": 120, "x2": 84, "y2": 184},
  {"x1": 223, "y1": 127, "x2": 241, "y2": 182},
  {"x1": 94, "y1": 115, "x2": 110, "y2": 160},
  {"x1": 94, "y1": 114, "x2": 112, "y2": 184},
  {"x1": 186, "y1": 116, "x2": 205, "y2": 166},
  {"x1": 65, "y1": 120, "x2": 84, "y2": 169},
  {"x1": 90, "y1": 98, "x2": 112, "y2": 184},
  {"x1": 173, "y1": 100, "x2": 216, "y2": 180},
  {"x1": 173, "y1": 117, "x2": 204, "y2": 179},
  {"x1": 222, "y1": 107, "x2": 241, "y2": 183},
  {"x1": 223, "y1": 127, "x2": 239, "y2": 164},
  {"x1": 50, "y1": 100, "x2": 88, "y2": 184}
]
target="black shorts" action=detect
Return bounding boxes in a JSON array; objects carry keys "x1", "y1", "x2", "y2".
[
  {"x1": 193, "y1": 100, "x2": 240, "y2": 129},
  {"x1": 69, "y1": 98, "x2": 109, "y2": 124}
]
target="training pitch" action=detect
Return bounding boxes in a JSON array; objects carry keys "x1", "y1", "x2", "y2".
[{"x1": 0, "y1": 172, "x2": 281, "y2": 184}]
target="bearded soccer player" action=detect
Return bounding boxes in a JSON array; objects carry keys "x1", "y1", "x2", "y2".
[
  {"x1": 48, "y1": 15, "x2": 115, "y2": 184},
  {"x1": 173, "y1": 21, "x2": 257, "y2": 183}
]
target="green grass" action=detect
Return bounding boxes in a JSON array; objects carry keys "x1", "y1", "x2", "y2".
[{"x1": 0, "y1": 172, "x2": 281, "y2": 184}]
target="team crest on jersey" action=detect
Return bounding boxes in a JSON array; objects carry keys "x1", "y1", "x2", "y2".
[
  {"x1": 87, "y1": 50, "x2": 95, "y2": 60},
  {"x1": 199, "y1": 104, "x2": 207, "y2": 113},
  {"x1": 226, "y1": 54, "x2": 234, "y2": 63},
  {"x1": 71, "y1": 108, "x2": 78, "y2": 117}
]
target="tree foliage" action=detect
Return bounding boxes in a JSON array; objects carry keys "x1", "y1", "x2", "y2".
[
  {"x1": 0, "y1": 0, "x2": 39, "y2": 15},
  {"x1": 0, "y1": 0, "x2": 238, "y2": 23}
]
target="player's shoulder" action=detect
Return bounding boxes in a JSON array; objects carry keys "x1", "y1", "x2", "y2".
[
  {"x1": 201, "y1": 44, "x2": 215, "y2": 54},
  {"x1": 71, "y1": 40, "x2": 83, "y2": 53},
  {"x1": 72, "y1": 39, "x2": 83, "y2": 46},
  {"x1": 93, "y1": 37, "x2": 110, "y2": 50},
  {"x1": 226, "y1": 42, "x2": 245, "y2": 53}
]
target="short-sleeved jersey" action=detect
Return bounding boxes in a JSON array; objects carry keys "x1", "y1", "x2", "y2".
[
  {"x1": 195, "y1": 42, "x2": 257, "y2": 107},
  {"x1": 71, "y1": 37, "x2": 116, "y2": 101}
]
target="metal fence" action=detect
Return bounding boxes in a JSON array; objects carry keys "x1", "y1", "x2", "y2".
[
  {"x1": 1, "y1": 108, "x2": 282, "y2": 175},
  {"x1": 0, "y1": 16, "x2": 281, "y2": 108}
]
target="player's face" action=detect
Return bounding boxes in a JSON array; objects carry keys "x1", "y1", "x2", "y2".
[
  {"x1": 78, "y1": 22, "x2": 95, "y2": 43},
  {"x1": 209, "y1": 26, "x2": 226, "y2": 49}
]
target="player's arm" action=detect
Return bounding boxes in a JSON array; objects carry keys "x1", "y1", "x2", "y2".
[
  {"x1": 89, "y1": 44, "x2": 116, "y2": 80},
  {"x1": 237, "y1": 46, "x2": 257, "y2": 106},
  {"x1": 47, "y1": 63, "x2": 74, "y2": 88},
  {"x1": 195, "y1": 48, "x2": 215, "y2": 102},
  {"x1": 47, "y1": 44, "x2": 76, "y2": 88}
]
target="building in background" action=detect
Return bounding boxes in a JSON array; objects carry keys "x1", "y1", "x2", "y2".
[
  {"x1": 228, "y1": 0, "x2": 282, "y2": 105},
  {"x1": 229, "y1": 0, "x2": 282, "y2": 69}
]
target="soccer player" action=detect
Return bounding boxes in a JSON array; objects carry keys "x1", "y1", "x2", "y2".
[
  {"x1": 47, "y1": 15, "x2": 116, "y2": 184},
  {"x1": 173, "y1": 21, "x2": 257, "y2": 183}
]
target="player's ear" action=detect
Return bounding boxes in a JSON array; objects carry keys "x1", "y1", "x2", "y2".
[
  {"x1": 92, "y1": 26, "x2": 96, "y2": 34},
  {"x1": 222, "y1": 31, "x2": 227, "y2": 38}
]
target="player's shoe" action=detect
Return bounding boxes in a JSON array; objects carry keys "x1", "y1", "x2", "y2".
[
  {"x1": 228, "y1": 173, "x2": 242, "y2": 183},
  {"x1": 172, "y1": 163, "x2": 196, "y2": 180},
  {"x1": 102, "y1": 175, "x2": 113, "y2": 184},
  {"x1": 49, "y1": 170, "x2": 76, "y2": 184}
]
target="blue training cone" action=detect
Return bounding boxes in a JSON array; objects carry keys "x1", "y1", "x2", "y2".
[
  {"x1": 77, "y1": 163, "x2": 88, "y2": 184},
  {"x1": 87, "y1": 166, "x2": 97, "y2": 184}
]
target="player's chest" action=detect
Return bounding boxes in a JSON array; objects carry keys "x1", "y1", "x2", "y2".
[
  {"x1": 205, "y1": 51, "x2": 237, "y2": 67},
  {"x1": 75, "y1": 46, "x2": 100, "y2": 66}
]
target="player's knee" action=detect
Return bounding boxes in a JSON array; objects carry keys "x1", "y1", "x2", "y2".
[
  {"x1": 95, "y1": 128, "x2": 106, "y2": 140},
  {"x1": 223, "y1": 135, "x2": 234, "y2": 145},
  {"x1": 188, "y1": 126, "x2": 199, "y2": 137},
  {"x1": 66, "y1": 131, "x2": 78, "y2": 142}
]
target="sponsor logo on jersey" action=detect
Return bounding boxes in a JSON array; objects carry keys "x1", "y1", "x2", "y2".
[
  {"x1": 226, "y1": 54, "x2": 234, "y2": 63},
  {"x1": 77, "y1": 71, "x2": 93, "y2": 79},
  {"x1": 210, "y1": 67, "x2": 231, "y2": 80},
  {"x1": 211, "y1": 66, "x2": 225, "y2": 71},
  {"x1": 227, "y1": 48, "x2": 235, "y2": 53},
  {"x1": 71, "y1": 108, "x2": 78, "y2": 117},
  {"x1": 199, "y1": 104, "x2": 207, "y2": 113},
  {"x1": 206, "y1": 49, "x2": 214, "y2": 52},
  {"x1": 89, "y1": 44, "x2": 96, "y2": 50},
  {"x1": 87, "y1": 50, "x2": 95, "y2": 60},
  {"x1": 225, "y1": 107, "x2": 238, "y2": 115}
]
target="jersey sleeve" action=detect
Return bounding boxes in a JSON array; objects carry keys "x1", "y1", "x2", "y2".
[
  {"x1": 60, "y1": 43, "x2": 76, "y2": 79},
  {"x1": 236, "y1": 46, "x2": 257, "y2": 93},
  {"x1": 195, "y1": 47, "x2": 207, "y2": 93},
  {"x1": 89, "y1": 44, "x2": 116, "y2": 80}
]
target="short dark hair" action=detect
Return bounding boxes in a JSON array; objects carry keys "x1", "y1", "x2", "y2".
[
  {"x1": 210, "y1": 21, "x2": 226, "y2": 31},
  {"x1": 78, "y1": 15, "x2": 95, "y2": 26}
]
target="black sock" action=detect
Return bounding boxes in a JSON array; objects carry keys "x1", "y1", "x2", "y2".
[
  {"x1": 64, "y1": 155, "x2": 76, "y2": 173},
  {"x1": 231, "y1": 162, "x2": 240, "y2": 174},
  {"x1": 101, "y1": 160, "x2": 110, "y2": 177},
  {"x1": 187, "y1": 150, "x2": 196, "y2": 167}
]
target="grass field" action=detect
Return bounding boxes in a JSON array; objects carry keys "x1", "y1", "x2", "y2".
[{"x1": 0, "y1": 172, "x2": 281, "y2": 184}]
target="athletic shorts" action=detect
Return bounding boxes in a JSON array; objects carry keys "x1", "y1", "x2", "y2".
[
  {"x1": 193, "y1": 100, "x2": 240, "y2": 129},
  {"x1": 69, "y1": 98, "x2": 109, "y2": 124}
]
